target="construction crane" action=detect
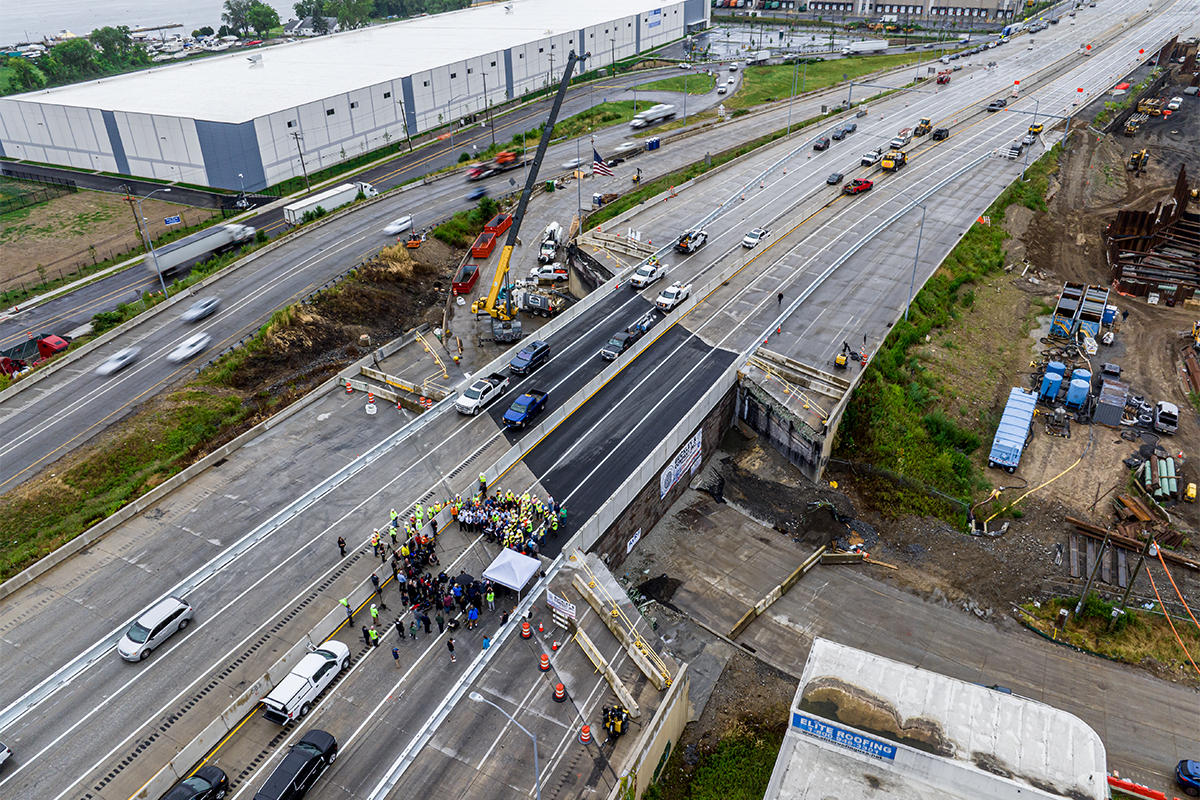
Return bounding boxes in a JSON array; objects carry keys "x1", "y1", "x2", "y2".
[{"x1": 473, "y1": 49, "x2": 588, "y2": 342}]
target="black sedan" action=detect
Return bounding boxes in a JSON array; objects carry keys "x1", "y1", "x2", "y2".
[
  {"x1": 813, "y1": 137, "x2": 831, "y2": 151},
  {"x1": 164, "y1": 766, "x2": 228, "y2": 800},
  {"x1": 826, "y1": 173, "x2": 844, "y2": 185}
]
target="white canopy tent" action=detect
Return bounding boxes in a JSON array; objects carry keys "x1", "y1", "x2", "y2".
[{"x1": 482, "y1": 549, "x2": 541, "y2": 597}]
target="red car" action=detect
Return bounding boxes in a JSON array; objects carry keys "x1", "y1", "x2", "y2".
[{"x1": 843, "y1": 178, "x2": 873, "y2": 195}]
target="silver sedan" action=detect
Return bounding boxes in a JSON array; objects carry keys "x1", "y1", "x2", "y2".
[
  {"x1": 96, "y1": 346, "x2": 142, "y2": 376},
  {"x1": 168, "y1": 332, "x2": 212, "y2": 363}
]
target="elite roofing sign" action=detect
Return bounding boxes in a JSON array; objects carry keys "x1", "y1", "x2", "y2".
[{"x1": 791, "y1": 712, "x2": 897, "y2": 762}]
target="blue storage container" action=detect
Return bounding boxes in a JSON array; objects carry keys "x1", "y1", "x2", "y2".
[
  {"x1": 1072, "y1": 369, "x2": 1091, "y2": 386},
  {"x1": 1040, "y1": 372, "x2": 1062, "y2": 401},
  {"x1": 1046, "y1": 361, "x2": 1066, "y2": 377},
  {"x1": 1065, "y1": 378, "x2": 1090, "y2": 409},
  {"x1": 988, "y1": 388, "x2": 1038, "y2": 473}
]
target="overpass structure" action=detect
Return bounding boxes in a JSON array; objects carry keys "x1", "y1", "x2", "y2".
[{"x1": 0, "y1": 2, "x2": 1195, "y2": 800}]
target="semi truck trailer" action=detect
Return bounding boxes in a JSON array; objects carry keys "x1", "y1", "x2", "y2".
[{"x1": 282, "y1": 181, "x2": 378, "y2": 226}]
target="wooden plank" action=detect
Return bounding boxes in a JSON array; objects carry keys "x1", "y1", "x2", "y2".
[
  {"x1": 1068, "y1": 518, "x2": 1200, "y2": 571},
  {"x1": 1101, "y1": 544, "x2": 1112, "y2": 584},
  {"x1": 1070, "y1": 535, "x2": 1081, "y2": 578},
  {"x1": 1117, "y1": 548, "x2": 1128, "y2": 588},
  {"x1": 1086, "y1": 538, "x2": 1096, "y2": 580}
]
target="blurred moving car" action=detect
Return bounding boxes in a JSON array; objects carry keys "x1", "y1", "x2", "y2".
[
  {"x1": 168, "y1": 332, "x2": 213, "y2": 363},
  {"x1": 96, "y1": 346, "x2": 142, "y2": 376},
  {"x1": 181, "y1": 297, "x2": 221, "y2": 322},
  {"x1": 466, "y1": 187, "x2": 489, "y2": 201},
  {"x1": 383, "y1": 216, "x2": 413, "y2": 235}
]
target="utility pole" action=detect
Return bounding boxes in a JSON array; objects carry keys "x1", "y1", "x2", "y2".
[
  {"x1": 481, "y1": 71, "x2": 495, "y2": 147},
  {"x1": 290, "y1": 131, "x2": 310, "y2": 191},
  {"x1": 1110, "y1": 535, "x2": 1158, "y2": 629},
  {"x1": 397, "y1": 97, "x2": 414, "y2": 152}
]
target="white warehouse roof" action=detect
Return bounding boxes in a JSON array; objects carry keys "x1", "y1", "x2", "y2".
[
  {"x1": 15, "y1": 0, "x2": 676, "y2": 123},
  {"x1": 764, "y1": 639, "x2": 1108, "y2": 800}
]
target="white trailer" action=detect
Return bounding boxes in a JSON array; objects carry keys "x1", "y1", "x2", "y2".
[
  {"x1": 841, "y1": 40, "x2": 888, "y2": 55},
  {"x1": 629, "y1": 104, "x2": 676, "y2": 129},
  {"x1": 282, "y1": 181, "x2": 378, "y2": 226},
  {"x1": 149, "y1": 223, "x2": 256, "y2": 278}
]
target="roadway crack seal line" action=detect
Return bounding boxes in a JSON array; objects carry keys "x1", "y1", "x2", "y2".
[{"x1": 0, "y1": 391, "x2": 456, "y2": 734}]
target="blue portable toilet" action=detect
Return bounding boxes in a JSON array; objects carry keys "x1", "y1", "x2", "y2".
[
  {"x1": 1040, "y1": 372, "x2": 1062, "y2": 402},
  {"x1": 1103, "y1": 305, "x2": 1118, "y2": 326},
  {"x1": 1046, "y1": 361, "x2": 1066, "y2": 377},
  {"x1": 1065, "y1": 378, "x2": 1090, "y2": 409}
]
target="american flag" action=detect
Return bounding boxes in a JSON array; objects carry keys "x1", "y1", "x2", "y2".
[{"x1": 592, "y1": 148, "x2": 614, "y2": 177}]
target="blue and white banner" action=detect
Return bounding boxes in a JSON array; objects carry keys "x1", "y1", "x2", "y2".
[
  {"x1": 164, "y1": 215, "x2": 182, "y2": 225},
  {"x1": 648, "y1": 8, "x2": 662, "y2": 28},
  {"x1": 660, "y1": 429, "x2": 702, "y2": 498},
  {"x1": 792, "y1": 712, "x2": 897, "y2": 761}
]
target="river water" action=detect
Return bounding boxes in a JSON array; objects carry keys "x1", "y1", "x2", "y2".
[{"x1": 2, "y1": 0, "x2": 288, "y2": 46}]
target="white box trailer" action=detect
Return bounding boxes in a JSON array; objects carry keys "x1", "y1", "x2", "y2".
[
  {"x1": 149, "y1": 223, "x2": 256, "y2": 278},
  {"x1": 841, "y1": 40, "x2": 888, "y2": 55},
  {"x1": 629, "y1": 104, "x2": 676, "y2": 129},
  {"x1": 282, "y1": 181, "x2": 378, "y2": 226}
]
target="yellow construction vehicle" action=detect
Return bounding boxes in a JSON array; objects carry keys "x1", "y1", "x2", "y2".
[
  {"x1": 914, "y1": 117, "x2": 932, "y2": 137},
  {"x1": 472, "y1": 50, "x2": 587, "y2": 342},
  {"x1": 1136, "y1": 97, "x2": 1164, "y2": 115},
  {"x1": 881, "y1": 149, "x2": 907, "y2": 171},
  {"x1": 1127, "y1": 149, "x2": 1148, "y2": 173}
]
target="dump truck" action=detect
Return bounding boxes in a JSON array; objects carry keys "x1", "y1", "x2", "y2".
[
  {"x1": 880, "y1": 149, "x2": 907, "y2": 171},
  {"x1": 148, "y1": 223, "x2": 256, "y2": 278},
  {"x1": 282, "y1": 181, "x2": 377, "y2": 225},
  {"x1": 988, "y1": 388, "x2": 1037, "y2": 473},
  {"x1": 914, "y1": 117, "x2": 933, "y2": 136}
]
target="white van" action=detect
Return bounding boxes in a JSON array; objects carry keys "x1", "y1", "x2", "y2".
[
  {"x1": 940, "y1": 55, "x2": 951, "y2": 64},
  {"x1": 117, "y1": 596, "x2": 194, "y2": 661}
]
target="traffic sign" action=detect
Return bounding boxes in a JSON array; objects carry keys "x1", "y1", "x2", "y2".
[{"x1": 164, "y1": 215, "x2": 181, "y2": 225}]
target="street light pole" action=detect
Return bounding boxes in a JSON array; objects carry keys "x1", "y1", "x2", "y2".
[
  {"x1": 134, "y1": 187, "x2": 173, "y2": 296},
  {"x1": 481, "y1": 71, "x2": 495, "y2": 148},
  {"x1": 892, "y1": 187, "x2": 927, "y2": 322},
  {"x1": 469, "y1": 692, "x2": 540, "y2": 800}
]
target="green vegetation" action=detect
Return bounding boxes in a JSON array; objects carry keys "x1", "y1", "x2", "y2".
[
  {"x1": 1019, "y1": 594, "x2": 1200, "y2": 671},
  {"x1": 642, "y1": 730, "x2": 784, "y2": 800},
  {"x1": 431, "y1": 196, "x2": 499, "y2": 248},
  {"x1": 1093, "y1": 69, "x2": 1160, "y2": 127},
  {"x1": 725, "y1": 53, "x2": 923, "y2": 109},
  {"x1": 640, "y1": 73, "x2": 716, "y2": 94},
  {"x1": 0, "y1": 390, "x2": 249, "y2": 582},
  {"x1": 835, "y1": 146, "x2": 1062, "y2": 516},
  {"x1": 551, "y1": 101, "x2": 657, "y2": 140}
]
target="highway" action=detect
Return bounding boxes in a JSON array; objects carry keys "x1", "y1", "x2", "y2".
[{"x1": 1, "y1": 2, "x2": 1195, "y2": 799}]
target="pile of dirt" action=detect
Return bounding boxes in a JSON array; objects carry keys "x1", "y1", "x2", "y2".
[{"x1": 227, "y1": 244, "x2": 452, "y2": 393}]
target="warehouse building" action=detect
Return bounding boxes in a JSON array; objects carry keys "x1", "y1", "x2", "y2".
[
  {"x1": 0, "y1": 0, "x2": 706, "y2": 191},
  {"x1": 765, "y1": 638, "x2": 1109, "y2": 800}
]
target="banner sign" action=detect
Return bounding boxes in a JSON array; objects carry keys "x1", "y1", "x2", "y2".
[
  {"x1": 791, "y1": 712, "x2": 897, "y2": 761},
  {"x1": 546, "y1": 589, "x2": 576, "y2": 619},
  {"x1": 660, "y1": 429, "x2": 702, "y2": 498},
  {"x1": 164, "y1": 215, "x2": 181, "y2": 225},
  {"x1": 627, "y1": 528, "x2": 642, "y2": 554},
  {"x1": 649, "y1": 8, "x2": 662, "y2": 28}
]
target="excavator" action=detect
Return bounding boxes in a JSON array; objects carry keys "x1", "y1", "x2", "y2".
[
  {"x1": 1126, "y1": 148, "x2": 1148, "y2": 173},
  {"x1": 472, "y1": 50, "x2": 588, "y2": 343}
]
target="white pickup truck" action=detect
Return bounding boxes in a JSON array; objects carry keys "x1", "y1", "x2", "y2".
[
  {"x1": 261, "y1": 640, "x2": 350, "y2": 724},
  {"x1": 456, "y1": 373, "x2": 510, "y2": 415},
  {"x1": 630, "y1": 260, "x2": 668, "y2": 289}
]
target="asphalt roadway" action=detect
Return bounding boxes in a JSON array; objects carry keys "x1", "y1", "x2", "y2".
[{"x1": 1, "y1": 2, "x2": 1193, "y2": 798}]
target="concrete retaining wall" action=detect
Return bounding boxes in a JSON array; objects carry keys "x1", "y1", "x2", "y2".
[{"x1": 607, "y1": 664, "x2": 690, "y2": 800}]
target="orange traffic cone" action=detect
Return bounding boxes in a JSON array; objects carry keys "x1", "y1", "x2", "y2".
[
  {"x1": 538, "y1": 622, "x2": 544, "y2": 633},
  {"x1": 367, "y1": 391, "x2": 375, "y2": 405},
  {"x1": 579, "y1": 725, "x2": 592, "y2": 745},
  {"x1": 521, "y1": 621, "x2": 532, "y2": 639},
  {"x1": 553, "y1": 683, "x2": 566, "y2": 702},
  {"x1": 346, "y1": 380, "x2": 353, "y2": 394},
  {"x1": 551, "y1": 640, "x2": 559, "y2": 651},
  {"x1": 539, "y1": 653, "x2": 550, "y2": 671}
]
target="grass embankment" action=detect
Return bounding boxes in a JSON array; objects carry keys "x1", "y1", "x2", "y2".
[
  {"x1": 0, "y1": 391, "x2": 249, "y2": 580},
  {"x1": 1019, "y1": 594, "x2": 1200, "y2": 675},
  {"x1": 431, "y1": 197, "x2": 500, "y2": 248},
  {"x1": 640, "y1": 73, "x2": 717, "y2": 94},
  {"x1": 725, "y1": 52, "x2": 925, "y2": 109},
  {"x1": 834, "y1": 146, "x2": 1062, "y2": 519},
  {"x1": 643, "y1": 730, "x2": 784, "y2": 800}
]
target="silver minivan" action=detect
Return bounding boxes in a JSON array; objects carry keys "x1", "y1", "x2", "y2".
[{"x1": 117, "y1": 596, "x2": 194, "y2": 661}]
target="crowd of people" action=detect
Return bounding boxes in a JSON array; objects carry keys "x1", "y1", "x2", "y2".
[{"x1": 341, "y1": 481, "x2": 567, "y2": 658}]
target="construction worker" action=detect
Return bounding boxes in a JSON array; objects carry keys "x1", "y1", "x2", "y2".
[
  {"x1": 368, "y1": 627, "x2": 380, "y2": 648},
  {"x1": 371, "y1": 604, "x2": 380, "y2": 625},
  {"x1": 415, "y1": 505, "x2": 424, "y2": 528},
  {"x1": 390, "y1": 508, "x2": 399, "y2": 529},
  {"x1": 371, "y1": 529, "x2": 381, "y2": 557},
  {"x1": 479, "y1": 473, "x2": 488, "y2": 495},
  {"x1": 341, "y1": 597, "x2": 353, "y2": 621}
]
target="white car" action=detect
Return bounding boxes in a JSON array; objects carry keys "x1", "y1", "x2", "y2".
[
  {"x1": 1167, "y1": 96, "x2": 1182, "y2": 110},
  {"x1": 614, "y1": 142, "x2": 640, "y2": 154},
  {"x1": 181, "y1": 296, "x2": 221, "y2": 322},
  {"x1": 383, "y1": 216, "x2": 413, "y2": 235},
  {"x1": 96, "y1": 346, "x2": 142, "y2": 376},
  {"x1": 561, "y1": 157, "x2": 585, "y2": 170},
  {"x1": 656, "y1": 281, "x2": 692, "y2": 311},
  {"x1": 168, "y1": 332, "x2": 212, "y2": 363},
  {"x1": 630, "y1": 260, "x2": 668, "y2": 288},
  {"x1": 717, "y1": 85, "x2": 727, "y2": 94},
  {"x1": 678, "y1": 62, "x2": 689, "y2": 69},
  {"x1": 727, "y1": 78, "x2": 736, "y2": 85},
  {"x1": 742, "y1": 228, "x2": 769, "y2": 248}
]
